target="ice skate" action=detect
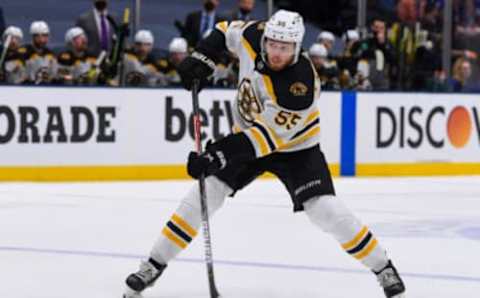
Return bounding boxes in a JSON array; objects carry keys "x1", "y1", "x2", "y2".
[
  {"x1": 375, "y1": 260, "x2": 406, "y2": 298},
  {"x1": 123, "y1": 258, "x2": 167, "y2": 297}
]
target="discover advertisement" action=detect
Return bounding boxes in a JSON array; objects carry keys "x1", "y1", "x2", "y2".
[{"x1": 356, "y1": 92, "x2": 480, "y2": 175}]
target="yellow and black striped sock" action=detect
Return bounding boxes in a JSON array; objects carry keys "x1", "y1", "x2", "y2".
[
  {"x1": 161, "y1": 213, "x2": 198, "y2": 250},
  {"x1": 341, "y1": 225, "x2": 387, "y2": 271}
]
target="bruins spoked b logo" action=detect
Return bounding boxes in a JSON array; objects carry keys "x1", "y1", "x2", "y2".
[
  {"x1": 237, "y1": 78, "x2": 263, "y2": 123},
  {"x1": 289, "y1": 82, "x2": 308, "y2": 96}
]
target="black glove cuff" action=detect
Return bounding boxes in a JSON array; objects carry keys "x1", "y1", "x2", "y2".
[
  {"x1": 207, "y1": 133, "x2": 256, "y2": 166},
  {"x1": 191, "y1": 51, "x2": 216, "y2": 72},
  {"x1": 206, "y1": 149, "x2": 227, "y2": 170}
]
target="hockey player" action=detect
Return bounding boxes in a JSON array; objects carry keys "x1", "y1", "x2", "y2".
[
  {"x1": 1, "y1": 26, "x2": 23, "y2": 53},
  {"x1": 309, "y1": 43, "x2": 340, "y2": 90},
  {"x1": 157, "y1": 37, "x2": 189, "y2": 86},
  {"x1": 57, "y1": 27, "x2": 98, "y2": 85},
  {"x1": 1, "y1": 26, "x2": 27, "y2": 84},
  {"x1": 122, "y1": 30, "x2": 165, "y2": 87},
  {"x1": 123, "y1": 10, "x2": 406, "y2": 298},
  {"x1": 20, "y1": 21, "x2": 57, "y2": 84}
]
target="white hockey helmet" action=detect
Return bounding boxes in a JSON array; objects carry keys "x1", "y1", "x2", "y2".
[
  {"x1": 3, "y1": 26, "x2": 24, "y2": 42},
  {"x1": 134, "y1": 30, "x2": 154, "y2": 45},
  {"x1": 30, "y1": 21, "x2": 50, "y2": 35},
  {"x1": 342, "y1": 29, "x2": 359, "y2": 42},
  {"x1": 317, "y1": 31, "x2": 335, "y2": 43},
  {"x1": 309, "y1": 43, "x2": 328, "y2": 58},
  {"x1": 65, "y1": 27, "x2": 86, "y2": 44},
  {"x1": 262, "y1": 9, "x2": 305, "y2": 64},
  {"x1": 168, "y1": 37, "x2": 188, "y2": 53}
]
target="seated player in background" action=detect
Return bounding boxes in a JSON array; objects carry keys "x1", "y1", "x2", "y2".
[
  {"x1": 157, "y1": 37, "x2": 189, "y2": 87},
  {"x1": 57, "y1": 27, "x2": 98, "y2": 85},
  {"x1": 1, "y1": 26, "x2": 27, "y2": 84},
  {"x1": 122, "y1": 30, "x2": 166, "y2": 87},
  {"x1": 309, "y1": 43, "x2": 340, "y2": 90},
  {"x1": 20, "y1": 21, "x2": 57, "y2": 85},
  {"x1": 123, "y1": 10, "x2": 406, "y2": 298}
]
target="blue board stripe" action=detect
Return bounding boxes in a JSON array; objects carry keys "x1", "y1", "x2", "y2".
[{"x1": 341, "y1": 91, "x2": 357, "y2": 176}]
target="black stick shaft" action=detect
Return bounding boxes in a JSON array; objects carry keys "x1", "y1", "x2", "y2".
[{"x1": 191, "y1": 79, "x2": 220, "y2": 298}]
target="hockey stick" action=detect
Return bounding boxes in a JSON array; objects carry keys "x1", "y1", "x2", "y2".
[
  {"x1": 191, "y1": 79, "x2": 221, "y2": 298},
  {"x1": 0, "y1": 35, "x2": 12, "y2": 76}
]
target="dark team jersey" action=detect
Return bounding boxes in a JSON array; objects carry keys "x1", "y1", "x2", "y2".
[
  {"x1": 156, "y1": 56, "x2": 182, "y2": 85},
  {"x1": 56, "y1": 49, "x2": 97, "y2": 84},
  {"x1": 123, "y1": 49, "x2": 162, "y2": 87}
]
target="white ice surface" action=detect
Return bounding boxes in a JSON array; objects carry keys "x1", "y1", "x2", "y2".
[{"x1": 0, "y1": 176, "x2": 479, "y2": 298}]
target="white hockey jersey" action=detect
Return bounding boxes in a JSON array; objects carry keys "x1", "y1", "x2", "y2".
[{"x1": 215, "y1": 20, "x2": 321, "y2": 158}]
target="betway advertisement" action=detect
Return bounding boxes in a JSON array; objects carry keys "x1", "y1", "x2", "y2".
[
  {"x1": 356, "y1": 93, "x2": 480, "y2": 164},
  {"x1": 0, "y1": 87, "x2": 340, "y2": 179}
]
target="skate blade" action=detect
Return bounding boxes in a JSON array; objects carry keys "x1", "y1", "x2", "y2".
[{"x1": 123, "y1": 286, "x2": 142, "y2": 298}]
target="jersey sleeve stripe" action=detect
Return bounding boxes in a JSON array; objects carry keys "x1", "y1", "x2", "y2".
[
  {"x1": 262, "y1": 74, "x2": 277, "y2": 104},
  {"x1": 254, "y1": 115, "x2": 285, "y2": 147},
  {"x1": 252, "y1": 121, "x2": 276, "y2": 152},
  {"x1": 215, "y1": 21, "x2": 229, "y2": 34},
  {"x1": 290, "y1": 117, "x2": 320, "y2": 141},
  {"x1": 241, "y1": 37, "x2": 257, "y2": 60},
  {"x1": 279, "y1": 126, "x2": 320, "y2": 150},
  {"x1": 304, "y1": 109, "x2": 320, "y2": 126},
  {"x1": 245, "y1": 127, "x2": 271, "y2": 156}
]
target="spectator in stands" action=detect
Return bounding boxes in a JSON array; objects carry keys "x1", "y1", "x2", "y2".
[
  {"x1": 309, "y1": 43, "x2": 340, "y2": 90},
  {"x1": 122, "y1": 30, "x2": 166, "y2": 87},
  {"x1": 411, "y1": 30, "x2": 440, "y2": 91},
  {"x1": 57, "y1": 27, "x2": 98, "y2": 85},
  {"x1": 351, "y1": 18, "x2": 395, "y2": 90},
  {"x1": 449, "y1": 57, "x2": 477, "y2": 91},
  {"x1": 19, "y1": 21, "x2": 57, "y2": 85},
  {"x1": 420, "y1": 0, "x2": 443, "y2": 34},
  {"x1": 396, "y1": 0, "x2": 419, "y2": 24},
  {"x1": 452, "y1": 0, "x2": 476, "y2": 27},
  {"x1": 1, "y1": 26, "x2": 26, "y2": 84},
  {"x1": 224, "y1": 0, "x2": 255, "y2": 22},
  {"x1": 180, "y1": 0, "x2": 225, "y2": 47},
  {"x1": 0, "y1": 7, "x2": 5, "y2": 37},
  {"x1": 76, "y1": 0, "x2": 117, "y2": 56},
  {"x1": 452, "y1": 0, "x2": 480, "y2": 64},
  {"x1": 429, "y1": 68, "x2": 449, "y2": 92},
  {"x1": 157, "y1": 37, "x2": 189, "y2": 86}
]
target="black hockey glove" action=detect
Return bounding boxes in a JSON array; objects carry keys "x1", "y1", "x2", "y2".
[
  {"x1": 187, "y1": 133, "x2": 256, "y2": 180},
  {"x1": 187, "y1": 148, "x2": 227, "y2": 179},
  {"x1": 177, "y1": 51, "x2": 215, "y2": 91}
]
